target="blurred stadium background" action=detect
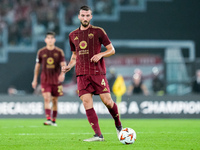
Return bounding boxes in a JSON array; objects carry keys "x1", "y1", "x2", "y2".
[{"x1": 0, "y1": 0, "x2": 200, "y2": 118}]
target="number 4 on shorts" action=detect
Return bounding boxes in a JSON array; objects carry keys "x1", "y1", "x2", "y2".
[{"x1": 101, "y1": 79, "x2": 106, "y2": 86}]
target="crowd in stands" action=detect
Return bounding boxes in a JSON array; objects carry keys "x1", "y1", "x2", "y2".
[
  {"x1": 0, "y1": 0, "x2": 117, "y2": 46},
  {"x1": 0, "y1": 0, "x2": 61, "y2": 46},
  {"x1": 63, "y1": 0, "x2": 115, "y2": 26},
  {"x1": 0, "y1": 0, "x2": 139, "y2": 46},
  {"x1": 1, "y1": 0, "x2": 138, "y2": 46},
  {"x1": 63, "y1": 0, "x2": 87, "y2": 26}
]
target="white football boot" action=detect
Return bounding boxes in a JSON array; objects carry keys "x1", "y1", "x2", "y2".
[
  {"x1": 116, "y1": 125, "x2": 123, "y2": 140},
  {"x1": 51, "y1": 122, "x2": 57, "y2": 126},
  {"x1": 83, "y1": 134, "x2": 104, "y2": 142},
  {"x1": 43, "y1": 120, "x2": 52, "y2": 126}
]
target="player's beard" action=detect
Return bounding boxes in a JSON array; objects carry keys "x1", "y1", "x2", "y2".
[{"x1": 81, "y1": 20, "x2": 90, "y2": 27}]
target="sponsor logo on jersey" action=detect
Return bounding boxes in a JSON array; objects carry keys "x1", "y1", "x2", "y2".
[
  {"x1": 79, "y1": 41, "x2": 87, "y2": 49},
  {"x1": 79, "y1": 50, "x2": 89, "y2": 55}
]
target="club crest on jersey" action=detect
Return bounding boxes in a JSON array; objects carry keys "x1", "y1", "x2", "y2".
[
  {"x1": 88, "y1": 33, "x2": 94, "y2": 39},
  {"x1": 46, "y1": 57, "x2": 55, "y2": 68},
  {"x1": 47, "y1": 57, "x2": 54, "y2": 65},
  {"x1": 79, "y1": 41, "x2": 87, "y2": 49}
]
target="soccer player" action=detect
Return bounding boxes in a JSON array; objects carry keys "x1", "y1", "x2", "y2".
[
  {"x1": 62, "y1": 5, "x2": 122, "y2": 141},
  {"x1": 32, "y1": 31, "x2": 66, "y2": 126}
]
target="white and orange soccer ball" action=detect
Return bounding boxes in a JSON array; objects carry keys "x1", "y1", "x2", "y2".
[{"x1": 119, "y1": 128, "x2": 136, "y2": 144}]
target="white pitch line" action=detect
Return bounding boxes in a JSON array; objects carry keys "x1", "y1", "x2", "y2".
[
  {"x1": 1, "y1": 125, "x2": 45, "y2": 128},
  {"x1": 1, "y1": 133, "x2": 115, "y2": 136},
  {"x1": 0, "y1": 132, "x2": 195, "y2": 136}
]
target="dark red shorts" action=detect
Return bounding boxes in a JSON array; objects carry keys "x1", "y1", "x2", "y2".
[
  {"x1": 77, "y1": 75, "x2": 110, "y2": 97},
  {"x1": 41, "y1": 84, "x2": 63, "y2": 97}
]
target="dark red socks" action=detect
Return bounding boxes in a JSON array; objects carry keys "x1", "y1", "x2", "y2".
[
  {"x1": 45, "y1": 109, "x2": 51, "y2": 120},
  {"x1": 108, "y1": 103, "x2": 121, "y2": 127},
  {"x1": 86, "y1": 108, "x2": 102, "y2": 136}
]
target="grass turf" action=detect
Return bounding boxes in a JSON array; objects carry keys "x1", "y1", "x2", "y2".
[{"x1": 0, "y1": 119, "x2": 199, "y2": 150}]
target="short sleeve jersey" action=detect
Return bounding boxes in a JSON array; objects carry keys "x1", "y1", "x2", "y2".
[
  {"x1": 36, "y1": 47, "x2": 65, "y2": 85},
  {"x1": 69, "y1": 25, "x2": 111, "y2": 76}
]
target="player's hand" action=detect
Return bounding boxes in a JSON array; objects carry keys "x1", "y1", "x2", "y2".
[
  {"x1": 90, "y1": 53, "x2": 103, "y2": 63},
  {"x1": 32, "y1": 80, "x2": 37, "y2": 89},
  {"x1": 62, "y1": 65, "x2": 71, "y2": 73},
  {"x1": 58, "y1": 72, "x2": 65, "y2": 83}
]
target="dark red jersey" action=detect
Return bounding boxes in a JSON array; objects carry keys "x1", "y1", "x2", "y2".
[
  {"x1": 36, "y1": 47, "x2": 65, "y2": 85},
  {"x1": 69, "y1": 25, "x2": 111, "y2": 76}
]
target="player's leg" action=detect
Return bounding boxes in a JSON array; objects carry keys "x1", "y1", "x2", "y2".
[
  {"x1": 77, "y1": 75, "x2": 104, "y2": 141},
  {"x1": 100, "y1": 93, "x2": 122, "y2": 138},
  {"x1": 92, "y1": 74, "x2": 122, "y2": 131},
  {"x1": 80, "y1": 93, "x2": 104, "y2": 142},
  {"x1": 42, "y1": 92, "x2": 52, "y2": 125},
  {"x1": 51, "y1": 96, "x2": 58, "y2": 126},
  {"x1": 50, "y1": 84, "x2": 63, "y2": 126}
]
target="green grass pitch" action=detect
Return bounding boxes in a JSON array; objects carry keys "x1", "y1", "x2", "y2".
[{"x1": 0, "y1": 119, "x2": 199, "y2": 150}]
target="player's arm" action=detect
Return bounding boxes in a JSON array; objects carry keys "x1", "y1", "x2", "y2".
[
  {"x1": 58, "y1": 61, "x2": 67, "y2": 83},
  {"x1": 32, "y1": 62, "x2": 40, "y2": 89},
  {"x1": 90, "y1": 43, "x2": 115, "y2": 63},
  {"x1": 62, "y1": 51, "x2": 77, "y2": 73}
]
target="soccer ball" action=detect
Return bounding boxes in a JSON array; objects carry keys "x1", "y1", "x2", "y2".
[{"x1": 119, "y1": 128, "x2": 136, "y2": 144}]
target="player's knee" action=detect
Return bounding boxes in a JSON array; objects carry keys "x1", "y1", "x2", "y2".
[
  {"x1": 52, "y1": 99, "x2": 57, "y2": 105},
  {"x1": 82, "y1": 99, "x2": 90, "y2": 106},
  {"x1": 81, "y1": 98, "x2": 92, "y2": 109},
  {"x1": 44, "y1": 98, "x2": 50, "y2": 104},
  {"x1": 52, "y1": 97, "x2": 57, "y2": 101},
  {"x1": 104, "y1": 99, "x2": 113, "y2": 108}
]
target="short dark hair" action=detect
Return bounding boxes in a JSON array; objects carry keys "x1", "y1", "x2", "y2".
[
  {"x1": 80, "y1": 5, "x2": 92, "y2": 12},
  {"x1": 46, "y1": 31, "x2": 56, "y2": 37}
]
